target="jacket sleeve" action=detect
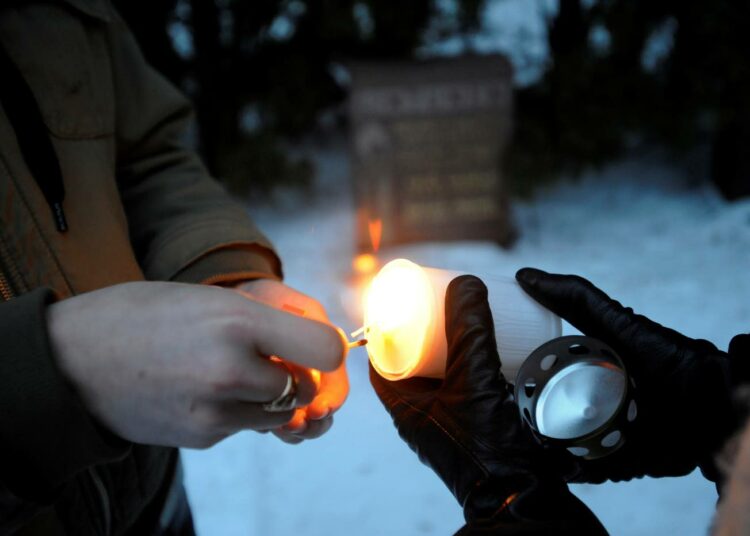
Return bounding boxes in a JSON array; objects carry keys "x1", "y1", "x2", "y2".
[
  {"x1": 0, "y1": 289, "x2": 130, "y2": 523},
  {"x1": 106, "y1": 10, "x2": 281, "y2": 285}
]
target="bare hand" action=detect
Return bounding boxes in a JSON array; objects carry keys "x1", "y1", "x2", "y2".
[
  {"x1": 235, "y1": 279, "x2": 350, "y2": 444},
  {"x1": 47, "y1": 281, "x2": 346, "y2": 448}
]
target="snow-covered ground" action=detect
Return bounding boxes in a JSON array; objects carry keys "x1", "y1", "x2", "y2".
[{"x1": 182, "y1": 138, "x2": 750, "y2": 535}]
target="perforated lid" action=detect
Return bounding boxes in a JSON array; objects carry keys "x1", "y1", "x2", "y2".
[{"x1": 535, "y1": 361, "x2": 626, "y2": 439}]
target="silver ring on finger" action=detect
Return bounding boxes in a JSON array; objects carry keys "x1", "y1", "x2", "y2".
[{"x1": 262, "y1": 368, "x2": 298, "y2": 413}]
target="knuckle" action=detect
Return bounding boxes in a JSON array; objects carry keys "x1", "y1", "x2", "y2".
[
  {"x1": 208, "y1": 360, "x2": 254, "y2": 395},
  {"x1": 569, "y1": 274, "x2": 592, "y2": 291},
  {"x1": 566, "y1": 275, "x2": 598, "y2": 303},
  {"x1": 192, "y1": 405, "x2": 227, "y2": 435},
  {"x1": 218, "y1": 310, "x2": 257, "y2": 342},
  {"x1": 193, "y1": 433, "x2": 226, "y2": 449},
  {"x1": 295, "y1": 388, "x2": 315, "y2": 407},
  {"x1": 291, "y1": 369, "x2": 317, "y2": 406},
  {"x1": 266, "y1": 410, "x2": 295, "y2": 429}
]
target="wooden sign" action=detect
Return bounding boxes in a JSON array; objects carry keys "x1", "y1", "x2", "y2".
[{"x1": 349, "y1": 54, "x2": 515, "y2": 252}]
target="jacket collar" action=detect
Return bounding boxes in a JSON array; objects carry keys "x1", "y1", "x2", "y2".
[{"x1": 57, "y1": 0, "x2": 113, "y2": 21}]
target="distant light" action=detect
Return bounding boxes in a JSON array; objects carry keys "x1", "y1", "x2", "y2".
[
  {"x1": 642, "y1": 17, "x2": 678, "y2": 72},
  {"x1": 352, "y1": 253, "x2": 378, "y2": 275}
]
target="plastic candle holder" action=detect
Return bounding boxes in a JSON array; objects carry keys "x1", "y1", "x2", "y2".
[{"x1": 364, "y1": 259, "x2": 562, "y2": 381}]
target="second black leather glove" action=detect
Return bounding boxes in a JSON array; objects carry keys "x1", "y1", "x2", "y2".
[
  {"x1": 370, "y1": 276, "x2": 607, "y2": 534},
  {"x1": 516, "y1": 267, "x2": 738, "y2": 484}
]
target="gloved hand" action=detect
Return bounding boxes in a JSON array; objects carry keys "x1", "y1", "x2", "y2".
[
  {"x1": 516, "y1": 267, "x2": 738, "y2": 483},
  {"x1": 371, "y1": 276, "x2": 606, "y2": 534}
]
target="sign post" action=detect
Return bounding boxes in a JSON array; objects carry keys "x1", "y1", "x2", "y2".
[{"x1": 349, "y1": 55, "x2": 515, "y2": 252}]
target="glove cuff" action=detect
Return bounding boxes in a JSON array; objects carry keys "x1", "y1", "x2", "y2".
[{"x1": 463, "y1": 475, "x2": 607, "y2": 534}]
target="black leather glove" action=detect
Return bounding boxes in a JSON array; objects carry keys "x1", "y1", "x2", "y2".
[
  {"x1": 516, "y1": 267, "x2": 739, "y2": 484},
  {"x1": 371, "y1": 276, "x2": 607, "y2": 534}
]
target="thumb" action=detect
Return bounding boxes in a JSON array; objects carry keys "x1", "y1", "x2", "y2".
[
  {"x1": 729, "y1": 334, "x2": 750, "y2": 385},
  {"x1": 515, "y1": 267, "x2": 697, "y2": 356},
  {"x1": 237, "y1": 298, "x2": 347, "y2": 372},
  {"x1": 443, "y1": 276, "x2": 504, "y2": 392},
  {"x1": 514, "y1": 268, "x2": 619, "y2": 337}
]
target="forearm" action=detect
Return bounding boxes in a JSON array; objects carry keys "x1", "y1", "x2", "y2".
[{"x1": 107, "y1": 9, "x2": 280, "y2": 283}]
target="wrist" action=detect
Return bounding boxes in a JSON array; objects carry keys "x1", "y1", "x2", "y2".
[
  {"x1": 464, "y1": 474, "x2": 576, "y2": 524},
  {"x1": 463, "y1": 474, "x2": 537, "y2": 523}
]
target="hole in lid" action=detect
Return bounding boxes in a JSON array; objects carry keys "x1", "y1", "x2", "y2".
[
  {"x1": 524, "y1": 379, "x2": 536, "y2": 398},
  {"x1": 627, "y1": 400, "x2": 637, "y2": 422},
  {"x1": 567, "y1": 446, "x2": 589, "y2": 457},
  {"x1": 601, "y1": 430, "x2": 621, "y2": 448},
  {"x1": 568, "y1": 343, "x2": 590, "y2": 355},
  {"x1": 540, "y1": 354, "x2": 558, "y2": 371}
]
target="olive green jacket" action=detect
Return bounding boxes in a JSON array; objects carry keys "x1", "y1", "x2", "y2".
[{"x1": 0, "y1": 1, "x2": 281, "y2": 534}]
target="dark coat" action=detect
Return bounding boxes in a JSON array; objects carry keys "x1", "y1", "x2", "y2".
[{"x1": 0, "y1": 1, "x2": 280, "y2": 533}]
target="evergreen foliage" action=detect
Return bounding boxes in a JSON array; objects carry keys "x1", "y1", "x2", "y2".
[{"x1": 115, "y1": 0, "x2": 750, "y2": 199}]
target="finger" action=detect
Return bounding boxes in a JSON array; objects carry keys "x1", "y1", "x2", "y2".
[
  {"x1": 272, "y1": 429, "x2": 304, "y2": 444},
  {"x1": 218, "y1": 356, "x2": 317, "y2": 406},
  {"x1": 515, "y1": 268, "x2": 693, "y2": 352},
  {"x1": 515, "y1": 267, "x2": 626, "y2": 337},
  {"x1": 730, "y1": 335, "x2": 750, "y2": 383},
  {"x1": 369, "y1": 361, "x2": 442, "y2": 410},
  {"x1": 279, "y1": 292, "x2": 330, "y2": 324},
  {"x1": 208, "y1": 401, "x2": 294, "y2": 432},
  {"x1": 242, "y1": 301, "x2": 346, "y2": 371},
  {"x1": 289, "y1": 415, "x2": 334, "y2": 440},
  {"x1": 273, "y1": 408, "x2": 307, "y2": 440},
  {"x1": 306, "y1": 399, "x2": 331, "y2": 421},
  {"x1": 238, "y1": 280, "x2": 331, "y2": 323},
  {"x1": 277, "y1": 410, "x2": 335, "y2": 439},
  {"x1": 278, "y1": 408, "x2": 307, "y2": 432},
  {"x1": 306, "y1": 364, "x2": 349, "y2": 420},
  {"x1": 443, "y1": 275, "x2": 504, "y2": 392},
  {"x1": 284, "y1": 362, "x2": 320, "y2": 407}
]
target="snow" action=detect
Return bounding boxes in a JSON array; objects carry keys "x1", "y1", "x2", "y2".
[{"x1": 182, "y1": 139, "x2": 750, "y2": 535}]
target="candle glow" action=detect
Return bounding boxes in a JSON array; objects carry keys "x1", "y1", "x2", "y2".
[
  {"x1": 364, "y1": 259, "x2": 562, "y2": 382},
  {"x1": 364, "y1": 259, "x2": 435, "y2": 380}
]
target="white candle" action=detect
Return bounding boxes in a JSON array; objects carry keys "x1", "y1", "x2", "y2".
[{"x1": 365, "y1": 259, "x2": 561, "y2": 381}]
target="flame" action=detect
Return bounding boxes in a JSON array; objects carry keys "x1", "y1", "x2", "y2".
[
  {"x1": 364, "y1": 259, "x2": 433, "y2": 379},
  {"x1": 368, "y1": 219, "x2": 382, "y2": 253},
  {"x1": 352, "y1": 218, "x2": 382, "y2": 275}
]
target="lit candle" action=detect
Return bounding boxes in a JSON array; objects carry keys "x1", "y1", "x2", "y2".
[{"x1": 364, "y1": 259, "x2": 562, "y2": 381}]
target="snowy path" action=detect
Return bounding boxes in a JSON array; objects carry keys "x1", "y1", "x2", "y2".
[{"x1": 183, "y1": 141, "x2": 750, "y2": 535}]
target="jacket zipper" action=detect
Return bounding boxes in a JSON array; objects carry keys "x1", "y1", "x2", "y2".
[
  {"x1": 0, "y1": 271, "x2": 13, "y2": 301},
  {"x1": 0, "y1": 234, "x2": 25, "y2": 300},
  {"x1": 88, "y1": 468, "x2": 112, "y2": 536}
]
